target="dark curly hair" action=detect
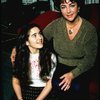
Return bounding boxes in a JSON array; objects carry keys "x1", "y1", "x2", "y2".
[{"x1": 53, "y1": 0, "x2": 84, "y2": 10}]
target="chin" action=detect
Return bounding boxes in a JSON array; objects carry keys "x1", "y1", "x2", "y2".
[
  {"x1": 38, "y1": 45, "x2": 43, "y2": 49},
  {"x1": 65, "y1": 15, "x2": 75, "y2": 21}
]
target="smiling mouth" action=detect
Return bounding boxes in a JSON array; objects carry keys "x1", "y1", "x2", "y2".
[
  {"x1": 67, "y1": 13, "x2": 73, "y2": 17},
  {"x1": 37, "y1": 42, "x2": 42, "y2": 44}
]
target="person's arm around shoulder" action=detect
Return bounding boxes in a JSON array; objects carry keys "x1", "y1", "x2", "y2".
[
  {"x1": 12, "y1": 76, "x2": 23, "y2": 100},
  {"x1": 10, "y1": 47, "x2": 16, "y2": 66},
  {"x1": 36, "y1": 79, "x2": 52, "y2": 100}
]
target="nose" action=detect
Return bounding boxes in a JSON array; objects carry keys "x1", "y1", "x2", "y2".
[
  {"x1": 37, "y1": 34, "x2": 43, "y2": 40},
  {"x1": 67, "y1": 6, "x2": 71, "y2": 13}
]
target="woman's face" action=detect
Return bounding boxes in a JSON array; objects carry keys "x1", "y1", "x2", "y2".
[
  {"x1": 26, "y1": 27, "x2": 44, "y2": 53},
  {"x1": 60, "y1": 0, "x2": 79, "y2": 21}
]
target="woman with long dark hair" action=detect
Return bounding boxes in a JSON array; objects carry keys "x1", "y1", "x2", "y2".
[{"x1": 12, "y1": 23, "x2": 57, "y2": 100}]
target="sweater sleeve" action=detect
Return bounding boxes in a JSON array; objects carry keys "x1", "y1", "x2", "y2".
[{"x1": 71, "y1": 26, "x2": 98, "y2": 78}]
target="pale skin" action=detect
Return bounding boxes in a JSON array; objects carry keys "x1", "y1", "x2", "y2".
[
  {"x1": 12, "y1": 77, "x2": 23, "y2": 100},
  {"x1": 11, "y1": 0, "x2": 82, "y2": 99}
]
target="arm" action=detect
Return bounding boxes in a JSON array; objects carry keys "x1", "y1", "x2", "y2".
[
  {"x1": 12, "y1": 76, "x2": 23, "y2": 100},
  {"x1": 71, "y1": 27, "x2": 98, "y2": 78},
  {"x1": 36, "y1": 79, "x2": 52, "y2": 100},
  {"x1": 36, "y1": 53, "x2": 57, "y2": 100}
]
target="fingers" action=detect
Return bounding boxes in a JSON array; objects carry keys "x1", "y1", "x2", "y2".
[
  {"x1": 59, "y1": 74, "x2": 66, "y2": 86},
  {"x1": 64, "y1": 84, "x2": 70, "y2": 91},
  {"x1": 60, "y1": 75, "x2": 64, "y2": 79},
  {"x1": 60, "y1": 82, "x2": 70, "y2": 91},
  {"x1": 59, "y1": 73, "x2": 73, "y2": 91},
  {"x1": 59, "y1": 76, "x2": 71, "y2": 91},
  {"x1": 61, "y1": 82, "x2": 67, "y2": 90},
  {"x1": 59, "y1": 79, "x2": 65, "y2": 86},
  {"x1": 10, "y1": 53, "x2": 16, "y2": 66},
  {"x1": 10, "y1": 48, "x2": 16, "y2": 65},
  {"x1": 10, "y1": 53, "x2": 15, "y2": 61},
  {"x1": 10, "y1": 55, "x2": 15, "y2": 61}
]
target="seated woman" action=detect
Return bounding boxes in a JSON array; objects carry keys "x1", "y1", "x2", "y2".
[{"x1": 12, "y1": 23, "x2": 57, "y2": 100}]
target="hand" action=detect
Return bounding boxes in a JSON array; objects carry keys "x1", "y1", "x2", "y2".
[
  {"x1": 59, "y1": 72, "x2": 74, "y2": 91},
  {"x1": 10, "y1": 47, "x2": 16, "y2": 66},
  {"x1": 18, "y1": 98, "x2": 23, "y2": 100}
]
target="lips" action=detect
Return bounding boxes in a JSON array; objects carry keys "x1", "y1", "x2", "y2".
[
  {"x1": 67, "y1": 14, "x2": 73, "y2": 18},
  {"x1": 37, "y1": 42, "x2": 43, "y2": 44},
  {"x1": 37, "y1": 41, "x2": 43, "y2": 44}
]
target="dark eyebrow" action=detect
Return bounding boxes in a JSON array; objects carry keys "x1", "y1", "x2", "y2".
[
  {"x1": 31, "y1": 33, "x2": 37, "y2": 36},
  {"x1": 31, "y1": 31, "x2": 41, "y2": 36}
]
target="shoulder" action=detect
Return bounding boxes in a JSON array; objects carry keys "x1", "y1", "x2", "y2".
[
  {"x1": 48, "y1": 17, "x2": 62, "y2": 25},
  {"x1": 82, "y1": 18, "x2": 96, "y2": 30},
  {"x1": 81, "y1": 18, "x2": 98, "y2": 41},
  {"x1": 81, "y1": 18, "x2": 97, "y2": 37},
  {"x1": 43, "y1": 17, "x2": 63, "y2": 30}
]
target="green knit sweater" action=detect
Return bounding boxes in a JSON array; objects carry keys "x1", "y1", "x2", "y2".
[{"x1": 43, "y1": 17, "x2": 98, "y2": 78}]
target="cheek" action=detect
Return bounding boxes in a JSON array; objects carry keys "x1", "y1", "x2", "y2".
[
  {"x1": 61, "y1": 9, "x2": 67, "y2": 16},
  {"x1": 29, "y1": 39, "x2": 36, "y2": 45},
  {"x1": 73, "y1": 8, "x2": 78, "y2": 13}
]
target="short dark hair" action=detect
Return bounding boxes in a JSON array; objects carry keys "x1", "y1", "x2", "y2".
[
  {"x1": 60, "y1": 0, "x2": 84, "y2": 6},
  {"x1": 53, "y1": 0, "x2": 84, "y2": 11}
]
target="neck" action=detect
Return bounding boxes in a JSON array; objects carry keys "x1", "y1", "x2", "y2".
[
  {"x1": 66, "y1": 16, "x2": 81, "y2": 35},
  {"x1": 29, "y1": 47, "x2": 39, "y2": 54}
]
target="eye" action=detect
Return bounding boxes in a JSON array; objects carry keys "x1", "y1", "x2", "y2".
[
  {"x1": 31, "y1": 33, "x2": 37, "y2": 37},
  {"x1": 70, "y1": 4, "x2": 76, "y2": 7},
  {"x1": 69, "y1": 2, "x2": 76, "y2": 8},
  {"x1": 60, "y1": 5, "x2": 66, "y2": 9}
]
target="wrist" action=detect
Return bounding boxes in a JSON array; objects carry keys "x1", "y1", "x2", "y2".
[{"x1": 18, "y1": 98, "x2": 23, "y2": 100}]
